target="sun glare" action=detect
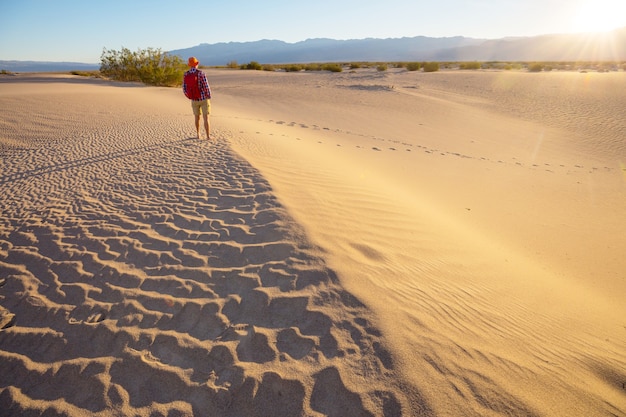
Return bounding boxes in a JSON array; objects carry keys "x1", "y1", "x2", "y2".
[{"x1": 571, "y1": 0, "x2": 626, "y2": 32}]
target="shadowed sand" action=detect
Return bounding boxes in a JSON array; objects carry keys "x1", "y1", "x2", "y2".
[{"x1": 1, "y1": 70, "x2": 625, "y2": 416}]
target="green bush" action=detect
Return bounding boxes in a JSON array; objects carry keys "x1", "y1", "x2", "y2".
[
  {"x1": 422, "y1": 62, "x2": 440, "y2": 72},
  {"x1": 241, "y1": 61, "x2": 263, "y2": 70},
  {"x1": 226, "y1": 60, "x2": 238, "y2": 69},
  {"x1": 285, "y1": 64, "x2": 303, "y2": 72},
  {"x1": 100, "y1": 47, "x2": 185, "y2": 86},
  {"x1": 377, "y1": 63, "x2": 388, "y2": 71},
  {"x1": 406, "y1": 62, "x2": 421, "y2": 71},
  {"x1": 528, "y1": 63, "x2": 544, "y2": 72},
  {"x1": 322, "y1": 63, "x2": 343, "y2": 72},
  {"x1": 459, "y1": 61, "x2": 481, "y2": 70}
]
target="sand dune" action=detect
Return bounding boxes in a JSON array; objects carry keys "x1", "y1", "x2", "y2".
[
  {"x1": 216, "y1": 69, "x2": 626, "y2": 416},
  {"x1": 1, "y1": 69, "x2": 625, "y2": 416},
  {"x1": 0, "y1": 75, "x2": 407, "y2": 416}
]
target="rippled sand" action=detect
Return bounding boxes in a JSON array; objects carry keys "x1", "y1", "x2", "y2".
[{"x1": 1, "y1": 70, "x2": 625, "y2": 416}]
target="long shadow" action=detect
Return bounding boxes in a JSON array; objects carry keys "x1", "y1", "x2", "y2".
[{"x1": 0, "y1": 137, "x2": 199, "y2": 186}]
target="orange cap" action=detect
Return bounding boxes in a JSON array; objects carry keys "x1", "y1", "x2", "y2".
[{"x1": 188, "y1": 56, "x2": 199, "y2": 67}]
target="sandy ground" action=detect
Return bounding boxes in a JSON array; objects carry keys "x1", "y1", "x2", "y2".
[{"x1": 1, "y1": 69, "x2": 625, "y2": 416}]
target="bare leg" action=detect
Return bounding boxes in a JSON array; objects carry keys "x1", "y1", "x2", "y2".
[
  {"x1": 194, "y1": 114, "x2": 201, "y2": 139},
  {"x1": 203, "y1": 114, "x2": 210, "y2": 139}
]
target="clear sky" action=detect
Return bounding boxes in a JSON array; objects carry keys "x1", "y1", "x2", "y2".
[{"x1": 1, "y1": 0, "x2": 625, "y2": 63}]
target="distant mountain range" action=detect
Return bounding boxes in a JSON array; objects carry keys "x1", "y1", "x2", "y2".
[
  {"x1": 0, "y1": 61, "x2": 99, "y2": 73},
  {"x1": 171, "y1": 36, "x2": 485, "y2": 66},
  {"x1": 171, "y1": 28, "x2": 626, "y2": 65},
  {"x1": 2, "y1": 28, "x2": 624, "y2": 72}
]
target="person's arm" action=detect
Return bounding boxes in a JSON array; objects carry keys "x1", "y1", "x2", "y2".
[{"x1": 201, "y1": 73, "x2": 211, "y2": 99}]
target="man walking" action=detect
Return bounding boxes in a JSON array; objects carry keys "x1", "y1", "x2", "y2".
[{"x1": 183, "y1": 57, "x2": 212, "y2": 139}]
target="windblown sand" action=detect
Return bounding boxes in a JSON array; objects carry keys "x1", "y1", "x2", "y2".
[{"x1": 1, "y1": 69, "x2": 625, "y2": 416}]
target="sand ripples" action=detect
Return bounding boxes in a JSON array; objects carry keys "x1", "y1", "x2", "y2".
[{"x1": 0, "y1": 79, "x2": 404, "y2": 416}]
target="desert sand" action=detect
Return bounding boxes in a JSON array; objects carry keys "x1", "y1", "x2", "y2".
[{"x1": 0, "y1": 68, "x2": 625, "y2": 416}]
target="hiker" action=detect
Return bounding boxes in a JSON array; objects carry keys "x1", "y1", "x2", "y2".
[{"x1": 183, "y1": 56, "x2": 212, "y2": 139}]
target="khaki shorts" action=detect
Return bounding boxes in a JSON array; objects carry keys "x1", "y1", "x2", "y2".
[{"x1": 191, "y1": 99, "x2": 211, "y2": 116}]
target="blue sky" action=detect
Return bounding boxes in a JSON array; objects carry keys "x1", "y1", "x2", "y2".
[{"x1": 1, "y1": 0, "x2": 624, "y2": 63}]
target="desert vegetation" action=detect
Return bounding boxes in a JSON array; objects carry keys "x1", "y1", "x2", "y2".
[
  {"x1": 422, "y1": 62, "x2": 440, "y2": 72},
  {"x1": 406, "y1": 62, "x2": 421, "y2": 71},
  {"x1": 234, "y1": 61, "x2": 344, "y2": 72},
  {"x1": 226, "y1": 59, "x2": 624, "y2": 74},
  {"x1": 51, "y1": 51, "x2": 623, "y2": 89},
  {"x1": 99, "y1": 47, "x2": 186, "y2": 86},
  {"x1": 459, "y1": 61, "x2": 482, "y2": 70},
  {"x1": 240, "y1": 61, "x2": 263, "y2": 70}
]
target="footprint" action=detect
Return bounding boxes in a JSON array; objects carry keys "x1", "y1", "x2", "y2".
[
  {"x1": 86, "y1": 311, "x2": 106, "y2": 324},
  {"x1": 276, "y1": 327, "x2": 316, "y2": 359},
  {"x1": 236, "y1": 327, "x2": 277, "y2": 363},
  {"x1": 130, "y1": 348, "x2": 165, "y2": 367},
  {"x1": 0, "y1": 309, "x2": 16, "y2": 330},
  {"x1": 311, "y1": 367, "x2": 370, "y2": 416},
  {"x1": 254, "y1": 372, "x2": 306, "y2": 415},
  {"x1": 216, "y1": 323, "x2": 249, "y2": 341}
]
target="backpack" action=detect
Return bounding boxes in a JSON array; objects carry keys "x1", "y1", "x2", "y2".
[{"x1": 184, "y1": 70, "x2": 201, "y2": 100}]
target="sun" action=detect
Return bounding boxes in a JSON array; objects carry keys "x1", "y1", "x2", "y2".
[{"x1": 571, "y1": 0, "x2": 626, "y2": 32}]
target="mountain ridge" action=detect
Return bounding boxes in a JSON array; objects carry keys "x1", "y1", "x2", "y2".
[
  {"x1": 2, "y1": 28, "x2": 624, "y2": 72},
  {"x1": 171, "y1": 29, "x2": 625, "y2": 65}
]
